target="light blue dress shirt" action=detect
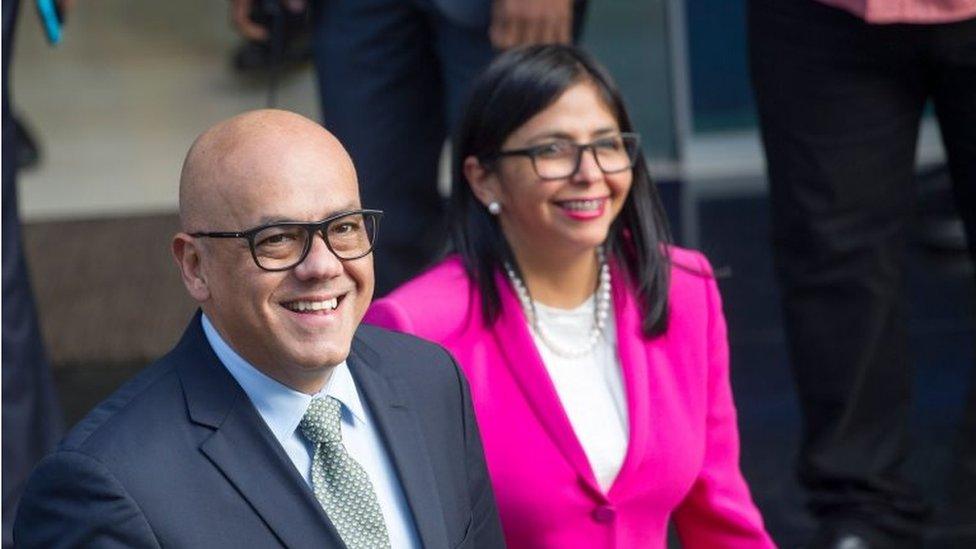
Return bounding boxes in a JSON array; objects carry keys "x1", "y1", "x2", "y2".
[{"x1": 201, "y1": 314, "x2": 420, "y2": 549}]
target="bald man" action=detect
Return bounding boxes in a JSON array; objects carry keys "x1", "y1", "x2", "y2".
[{"x1": 13, "y1": 110, "x2": 504, "y2": 549}]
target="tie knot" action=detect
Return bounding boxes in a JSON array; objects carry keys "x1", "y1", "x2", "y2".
[{"x1": 299, "y1": 396, "x2": 343, "y2": 446}]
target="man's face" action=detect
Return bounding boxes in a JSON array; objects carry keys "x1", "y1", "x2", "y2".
[{"x1": 196, "y1": 140, "x2": 373, "y2": 391}]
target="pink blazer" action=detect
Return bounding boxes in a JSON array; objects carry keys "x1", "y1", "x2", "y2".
[{"x1": 365, "y1": 247, "x2": 775, "y2": 548}]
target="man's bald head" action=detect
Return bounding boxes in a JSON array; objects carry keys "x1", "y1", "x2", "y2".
[
  {"x1": 178, "y1": 109, "x2": 357, "y2": 231},
  {"x1": 171, "y1": 109, "x2": 375, "y2": 393}
]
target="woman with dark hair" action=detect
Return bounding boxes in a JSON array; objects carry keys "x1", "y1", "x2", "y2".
[{"x1": 365, "y1": 45, "x2": 773, "y2": 548}]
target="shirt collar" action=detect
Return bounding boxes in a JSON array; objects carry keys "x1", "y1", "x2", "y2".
[
  {"x1": 322, "y1": 355, "x2": 368, "y2": 425},
  {"x1": 200, "y1": 314, "x2": 368, "y2": 442}
]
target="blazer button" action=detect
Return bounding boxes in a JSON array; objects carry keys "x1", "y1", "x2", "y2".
[{"x1": 591, "y1": 504, "x2": 616, "y2": 523}]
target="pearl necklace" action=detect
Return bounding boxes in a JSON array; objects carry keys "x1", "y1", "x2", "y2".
[{"x1": 505, "y1": 247, "x2": 612, "y2": 359}]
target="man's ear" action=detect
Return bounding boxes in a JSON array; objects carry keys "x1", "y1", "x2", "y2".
[
  {"x1": 463, "y1": 155, "x2": 502, "y2": 209},
  {"x1": 172, "y1": 233, "x2": 211, "y2": 302}
]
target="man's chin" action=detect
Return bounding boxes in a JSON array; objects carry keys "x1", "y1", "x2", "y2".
[
  {"x1": 293, "y1": 343, "x2": 351, "y2": 370},
  {"x1": 270, "y1": 349, "x2": 348, "y2": 394}
]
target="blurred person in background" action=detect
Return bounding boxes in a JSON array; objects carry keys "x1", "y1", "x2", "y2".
[
  {"x1": 2, "y1": 1, "x2": 66, "y2": 546},
  {"x1": 748, "y1": 0, "x2": 976, "y2": 547},
  {"x1": 229, "y1": 3, "x2": 311, "y2": 73},
  {"x1": 229, "y1": 0, "x2": 588, "y2": 295},
  {"x1": 367, "y1": 45, "x2": 775, "y2": 548}
]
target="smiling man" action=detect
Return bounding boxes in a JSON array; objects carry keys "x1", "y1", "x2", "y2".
[{"x1": 13, "y1": 110, "x2": 504, "y2": 549}]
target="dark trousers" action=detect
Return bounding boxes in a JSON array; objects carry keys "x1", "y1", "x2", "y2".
[
  {"x1": 2, "y1": 0, "x2": 64, "y2": 546},
  {"x1": 310, "y1": 0, "x2": 496, "y2": 295},
  {"x1": 748, "y1": 0, "x2": 976, "y2": 540}
]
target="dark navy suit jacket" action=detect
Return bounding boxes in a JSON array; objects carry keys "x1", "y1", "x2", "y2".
[{"x1": 13, "y1": 313, "x2": 504, "y2": 548}]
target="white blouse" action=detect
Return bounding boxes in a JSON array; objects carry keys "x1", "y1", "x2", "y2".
[{"x1": 531, "y1": 296, "x2": 629, "y2": 492}]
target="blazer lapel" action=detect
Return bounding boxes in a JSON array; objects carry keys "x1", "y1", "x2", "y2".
[
  {"x1": 175, "y1": 315, "x2": 342, "y2": 549},
  {"x1": 605, "y1": 261, "x2": 653, "y2": 497},
  {"x1": 346, "y1": 335, "x2": 450, "y2": 549},
  {"x1": 491, "y1": 272, "x2": 602, "y2": 497}
]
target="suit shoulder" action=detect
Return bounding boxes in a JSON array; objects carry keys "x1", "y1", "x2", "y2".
[
  {"x1": 58, "y1": 354, "x2": 182, "y2": 456},
  {"x1": 354, "y1": 324, "x2": 465, "y2": 386},
  {"x1": 667, "y1": 245, "x2": 713, "y2": 276},
  {"x1": 666, "y1": 245, "x2": 716, "y2": 293},
  {"x1": 353, "y1": 326, "x2": 471, "y2": 422},
  {"x1": 365, "y1": 256, "x2": 478, "y2": 342},
  {"x1": 663, "y1": 245, "x2": 723, "y2": 325},
  {"x1": 355, "y1": 323, "x2": 454, "y2": 364},
  {"x1": 14, "y1": 446, "x2": 160, "y2": 548}
]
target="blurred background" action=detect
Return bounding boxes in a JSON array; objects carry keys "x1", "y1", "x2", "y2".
[{"x1": 9, "y1": 0, "x2": 974, "y2": 546}]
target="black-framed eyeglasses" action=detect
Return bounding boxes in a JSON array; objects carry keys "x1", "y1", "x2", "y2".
[
  {"x1": 486, "y1": 132, "x2": 641, "y2": 180},
  {"x1": 190, "y1": 209, "x2": 383, "y2": 272}
]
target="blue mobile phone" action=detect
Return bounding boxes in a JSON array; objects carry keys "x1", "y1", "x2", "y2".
[{"x1": 35, "y1": 0, "x2": 63, "y2": 45}]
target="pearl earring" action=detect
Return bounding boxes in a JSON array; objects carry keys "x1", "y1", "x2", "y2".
[{"x1": 487, "y1": 201, "x2": 501, "y2": 215}]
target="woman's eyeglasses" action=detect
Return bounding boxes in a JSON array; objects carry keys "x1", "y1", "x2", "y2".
[{"x1": 487, "y1": 133, "x2": 640, "y2": 180}]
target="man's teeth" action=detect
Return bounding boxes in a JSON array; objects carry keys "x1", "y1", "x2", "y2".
[
  {"x1": 287, "y1": 298, "x2": 339, "y2": 312},
  {"x1": 560, "y1": 199, "x2": 603, "y2": 211}
]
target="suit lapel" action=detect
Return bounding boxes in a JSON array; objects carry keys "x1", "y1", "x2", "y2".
[
  {"x1": 199, "y1": 409, "x2": 343, "y2": 549},
  {"x1": 346, "y1": 334, "x2": 450, "y2": 549},
  {"x1": 175, "y1": 315, "x2": 343, "y2": 549},
  {"x1": 491, "y1": 272, "x2": 602, "y2": 496}
]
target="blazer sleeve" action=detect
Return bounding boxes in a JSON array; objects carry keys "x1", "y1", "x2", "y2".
[
  {"x1": 13, "y1": 450, "x2": 161, "y2": 549},
  {"x1": 450, "y1": 352, "x2": 507, "y2": 548},
  {"x1": 671, "y1": 257, "x2": 776, "y2": 548}
]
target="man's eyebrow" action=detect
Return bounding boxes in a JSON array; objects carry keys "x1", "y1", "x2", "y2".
[
  {"x1": 254, "y1": 215, "x2": 294, "y2": 225},
  {"x1": 253, "y1": 204, "x2": 363, "y2": 225},
  {"x1": 330, "y1": 201, "x2": 362, "y2": 214}
]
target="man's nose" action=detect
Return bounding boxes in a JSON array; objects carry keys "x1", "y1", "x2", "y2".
[{"x1": 293, "y1": 232, "x2": 343, "y2": 280}]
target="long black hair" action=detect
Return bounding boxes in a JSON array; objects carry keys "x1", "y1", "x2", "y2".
[{"x1": 450, "y1": 44, "x2": 672, "y2": 337}]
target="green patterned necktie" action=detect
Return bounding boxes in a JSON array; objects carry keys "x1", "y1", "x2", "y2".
[{"x1": 299, "y1": 396, "x2": 392, "y2": 549}]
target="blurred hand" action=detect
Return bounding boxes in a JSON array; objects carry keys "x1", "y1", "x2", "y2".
[
  {"x1": 489, "y1": 0, "x2": 573, "y2": 50},
  {"x1": 57, "y1": 0, "x2": 78, "y2": 14},
  {"x1": 230, "y1": 0, "x2": 307, "y2": 42}
]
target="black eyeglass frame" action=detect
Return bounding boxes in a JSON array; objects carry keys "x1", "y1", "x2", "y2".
[
  {"x1": 189, "y1": 209, "x2": 383, "y2": 272},
  {"x1": 484, "y1": 132, "x2": 641, "y2": 180}
]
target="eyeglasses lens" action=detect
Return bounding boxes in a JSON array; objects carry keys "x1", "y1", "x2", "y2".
[
  {"x1": 535, "y1": 135, "x2": 638, "y2": 179},
  {"x1": 251, "y1": 212, "x2": 378, "y2": 270},
  {"x1": 252, "y1": 225, "x2": 307, "y2": 270},
  {"x1": 325, "y1": 212, "x2": 376, "y2": 259}
]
